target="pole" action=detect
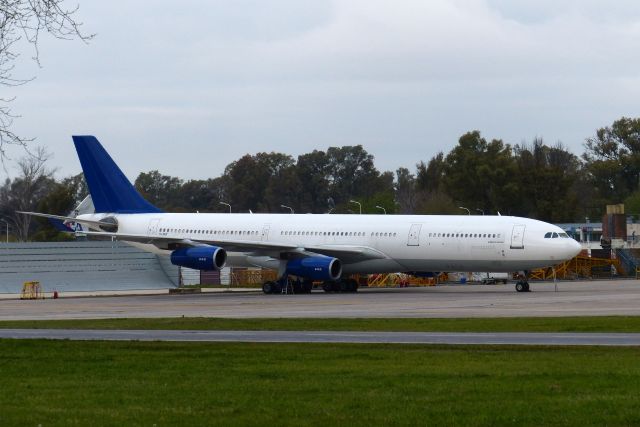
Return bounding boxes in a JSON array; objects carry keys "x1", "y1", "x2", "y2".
[
  {"x1": 219, "y1": 202, "x2": 231, "y2": 213},
  {"x1": 349, "y1": 200, "x2": 362, "y2": 215}
]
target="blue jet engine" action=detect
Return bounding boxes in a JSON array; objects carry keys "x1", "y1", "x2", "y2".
[
  {"x1": 170, "y1": 246, "x2": 227, "y2": 271},
  {"x1": 286, "y1": 256, "x2": 342, "y2": 281}
]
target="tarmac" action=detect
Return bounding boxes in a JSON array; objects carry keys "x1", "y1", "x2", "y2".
[
  {"x1": 2, "y1": 329, "x2": 640, "y2": 346},
  {"x1": 1, "y1": 279, "x2": 640, "y2": 320}
]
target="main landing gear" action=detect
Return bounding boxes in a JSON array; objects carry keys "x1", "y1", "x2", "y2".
[
  {"x1": 515, "y1": 272, "x2": 530, "y2": 292},
  {"x1": 262, "y1": 277, "x2": 313, "y2": 295},
  {"x1": 321, "y1": 278, "x2": 359, "y2": 293},
  {"x1": 261, "y1": 277, "x2": 359, "y2": 294}
]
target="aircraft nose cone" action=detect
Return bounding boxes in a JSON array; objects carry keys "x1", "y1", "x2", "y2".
[{"x1": 567, "y1": 239, "x2": 582, "y2": 258}]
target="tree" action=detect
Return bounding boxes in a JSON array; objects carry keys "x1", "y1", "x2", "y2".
[
  {"x1": 0, "y1": 146, "x2": 55, "y2": 240},
  {"x1": 0, "y1": 1, "x2": 93, "y2": 154},
  {"x1": 395, "y1": 167, "x2": 416, "y2": 214},
  {"x1": 295, "y1": 150, "x2": 330, "y2": 213},
  {"x1": 413, "y1": 153, "x2": 458, "y2": 214},
  {"x1": 134, "y1": 171, "x2": 183, "y2": 210},
  {"x1": 223, "y1": 152, "x2": 294, "y2": 212},
  {"x1": 442, "y1": 131, "x2": 518, "y2": 215},
  {"x1": 513, "y1": 139, "x2": 581, "y2": 222},
  {"x1": 582, "y1": 117, "x2": 640, "y2": 204},
  {"x1": 326, "y1": 146, "x2": 378, "y2": 203},
  {"x1": 178, "y1": 178, "x2": 227, "y2": 213},
  {"x1": 31, "y1": 180, "x2": 76, "y2": 241}
]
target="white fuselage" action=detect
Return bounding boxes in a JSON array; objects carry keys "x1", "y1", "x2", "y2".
[{"x1": 78, "y1": 212, "x2": 582, "y2": 274}]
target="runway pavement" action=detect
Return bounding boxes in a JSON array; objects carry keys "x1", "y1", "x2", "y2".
[
  {"x1": 1, "y1": 328, "x2": 640, "y2": 345},
  {"x1": 2, "y1": 279, "x2": 640, "y2": 320}
]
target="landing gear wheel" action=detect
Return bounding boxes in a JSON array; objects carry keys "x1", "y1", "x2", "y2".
[
  {"x1": 346, "y1": 279, "x2": 359, "y2": 292},
  {"x1": 262, "y1": 281, "x2": 275, "y2": 294},
  {"x1": 523, "y1": 282, "x2": 530, "y2": 292},
  {"x1": 292, "y1": 281, "x2": 303, "y2": 294},
  {"x1": 322, "y1": 281, "x2": 334, "y2": 293},
  {"x1": 515, "y1": 281, "x2": 525, "y2": 293},
  {"x1": 301, "y1": 280, "x2": 313, "y2": 294}
]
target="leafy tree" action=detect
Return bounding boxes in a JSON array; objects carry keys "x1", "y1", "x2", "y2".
[
  {"x1": 395, "y1": 167, "x2": 416, "y2": 214},
  {"x1": 582, "y1": 117, "x2": 640, "y2": 204},
  {"x1": 223, "y1": 152, "x2": 294, "y2": 212},
  {"x1": 178, "y1": 178, "x2": 226, "y2": 213},
  {"x1": 295, "y1": 150, "x2": 331, "y2": 213},
  {"x1": 134, "y1": 171, "x2": 183, "y2": 210},
  {"x1": 326, "y1": 145, "x2": 383, "y2": 203},
  {"x1": 413, "y1": 153, "x2": 458, "y2": 214},
  {"x1": 32, "y1": 181, "x2": 76, "y2": 241},
  {"x1": 513, "y1": 139, "x2": 581, "y2": 222},
  {"x1": 442, "y1": 131, "x2": 518, "y2": 215}
]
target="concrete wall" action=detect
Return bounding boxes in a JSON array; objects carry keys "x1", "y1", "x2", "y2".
[{"x1": 0, "y1": 241, "x2": 179, "y2": 293}]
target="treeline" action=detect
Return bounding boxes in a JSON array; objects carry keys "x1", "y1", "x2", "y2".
[{"x1": 1, "y1": 117, "x2": 640, "y2": 241}]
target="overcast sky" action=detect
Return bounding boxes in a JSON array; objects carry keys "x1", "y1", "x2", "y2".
[{"x1": 6, "y1": 0, "x2": 640, "y2": 180}]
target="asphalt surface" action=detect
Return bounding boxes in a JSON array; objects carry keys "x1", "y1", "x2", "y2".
[
  {"x1": 1, "y1": 328, "x2": 640, "y2": 346},
  {"x1": 2, "y1": 280, "x2": 640, "y2": 320}
]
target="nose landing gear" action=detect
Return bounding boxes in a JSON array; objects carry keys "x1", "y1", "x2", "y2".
[{"x1": 515, "y1": 272, "x2": 530, "y2": 292}]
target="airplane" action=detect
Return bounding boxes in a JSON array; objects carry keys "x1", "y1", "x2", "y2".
[{"x1": 19, "y1": 136, "x2": 582, "y2": 294}]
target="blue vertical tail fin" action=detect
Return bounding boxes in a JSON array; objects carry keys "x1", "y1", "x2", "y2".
[{"x1": 72, "y1": 135, "x2": 163, "y2": 214}]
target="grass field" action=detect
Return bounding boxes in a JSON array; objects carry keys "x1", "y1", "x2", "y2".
[
  {"x1": 3, "y1": 316, "x2": 640, "y2": 332},
  {"x1": 1, "y1": 339, "x2": 639, "y2": 426}
]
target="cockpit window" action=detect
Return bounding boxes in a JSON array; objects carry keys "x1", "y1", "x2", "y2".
[
  {"x1": 552, "y1": 232, "x2": 558, "y2": 238},
  {"x1": 544, "y1": 232, "x2": 552, "y2": 238},
  {"x1": 559, "y1": 233, "x2": 569, "y2": 238}
]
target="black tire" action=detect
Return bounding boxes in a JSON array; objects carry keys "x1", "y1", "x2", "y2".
[
  {"x1": 322, "y1": 281, "x2": 333, "y2": 293},
  {"x1": 272, "y1": 281, "x2": 283, "y2": 294},
  {"x1": 347, "y1": 279, "x2": 359, "y2": 292},
  {"x1": 302, "y1": 281, "x2": 313, "y2": 294},
  {"x1": 332, "y1": 281, "x2": 343, "y2": 292},
  {"x1": 262, "y1": 282, "x2": 273, "y2": 294},
  {"x1": 523, "y1": 282, "x2": 530, "y2": 292},
  {"x1": 292, "y1": 281, "x2": 303, "y2": 294},
  {"x1": 515, "y1": 282, "x2": 524, "y2": 292}
]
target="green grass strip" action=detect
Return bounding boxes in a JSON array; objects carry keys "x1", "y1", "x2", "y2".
[
  {"x1": 3, "y1": 316, "x2": 640, "y2": 332},
  {"x1": 0, "y1": 339, "x2": 639, "y2": 426}
]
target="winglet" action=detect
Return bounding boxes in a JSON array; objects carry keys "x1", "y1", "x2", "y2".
[{"x1": 72, "y1": 136, "x2": 162, "y2": 214}]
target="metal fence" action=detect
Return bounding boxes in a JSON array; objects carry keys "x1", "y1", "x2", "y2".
[{"x1": 0, "y1": 241, "x2": 178, "y2": 293}]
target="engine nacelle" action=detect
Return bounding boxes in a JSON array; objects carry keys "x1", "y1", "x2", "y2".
[
  {"x1": 170, "y1": 246, "x2": 227, "y2": 271},
  {"x1": 286, "y1": 256, "x2": 342, "y2": 281}
]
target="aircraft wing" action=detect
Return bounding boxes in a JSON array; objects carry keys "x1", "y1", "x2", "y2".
[{"x1": 78, "y1": 230, "x2": 387, "y2": 261}]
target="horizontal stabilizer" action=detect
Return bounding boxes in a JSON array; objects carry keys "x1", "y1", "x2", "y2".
[{"x1": 15, "y1": 211, "x2": 112, "y2": 229}]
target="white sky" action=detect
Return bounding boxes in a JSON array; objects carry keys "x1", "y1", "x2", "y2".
[{"x1": 6, "y1": 0, "x2": 640, "y2": 180}]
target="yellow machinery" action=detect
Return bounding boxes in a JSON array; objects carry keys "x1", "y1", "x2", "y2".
[
  {"x1": 367, "y1": 273, "x2": 446, "y2": 287},
  {"x1": 230, "y1": 269, "x2": 278, "y2": 287},
  {"x1": 20, "y1": 281, "x2": 44, "y2": 300},
  {"x1": 529, "y1": 255, "x2": 623, "y2": 280}
]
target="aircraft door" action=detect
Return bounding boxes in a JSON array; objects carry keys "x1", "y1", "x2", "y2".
[
  {"x1": 147, "y1": 218, "x2": 161, "y2": 236},
  {"x1": 261, "y1": 224, "x2": 270, "y2": 241},
  {"x1": 407, "y1": 223, "x2": 422, "y2": 246},
  {"x1": 510, "y1": 224, "x2": 525, "y2": 249}
]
